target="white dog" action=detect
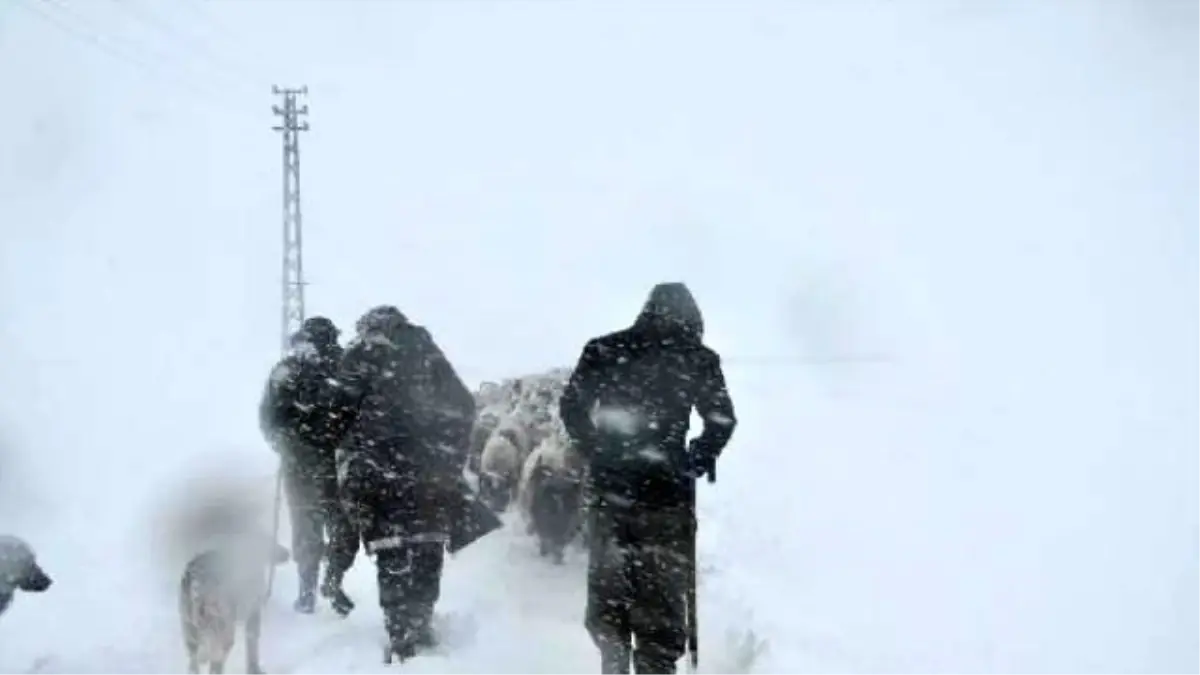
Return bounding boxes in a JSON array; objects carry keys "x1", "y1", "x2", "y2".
[
  {"x1": 0, "y1": 535, "x2": 52, "y2": 619},
  {"x1": 178, "y1": 532, "x2": 289, "y2": 674}
]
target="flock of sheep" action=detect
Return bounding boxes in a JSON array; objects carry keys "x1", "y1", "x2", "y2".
[{"x1": 466, "y1": 369, "x2": 590, "y2": 562}]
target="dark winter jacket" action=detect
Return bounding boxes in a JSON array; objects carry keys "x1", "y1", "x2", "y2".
[
  {"x1": 559, "y1": 283, "x2": 737, "y2": 508},
  {"x1": 330, "y1": 306, "x2": 477, "y2": 544},
  {"x1": 332, "y1": 306, "x2": 476, "y2": 480},
  {"x1": 258, "y1": 331, "x2": 346, "y2": 464}
]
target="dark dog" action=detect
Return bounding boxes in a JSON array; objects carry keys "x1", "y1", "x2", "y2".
[
  {"x1": 0, "y1": 535, "x2": 52, "y2": 618},
  {"x1": 179, "y1": 535, "x2": 289, "y2": 674}
]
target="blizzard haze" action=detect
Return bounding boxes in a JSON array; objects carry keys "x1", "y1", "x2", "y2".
[{"x1": 0, "y1": 1, "x2": 1196, "y2": 673}]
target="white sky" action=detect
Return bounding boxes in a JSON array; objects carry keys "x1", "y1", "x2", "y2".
[{"x1": 0, "y1": 1, "x2": 1195, "y2": 672}]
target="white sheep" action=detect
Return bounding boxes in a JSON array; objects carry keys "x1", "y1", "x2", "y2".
[
  {"x1": 477, "y1": 420, "x2": 533, "y2": 512},
  {"x1": 517, "y1": 425, "x2": 587, "y2": 563}
]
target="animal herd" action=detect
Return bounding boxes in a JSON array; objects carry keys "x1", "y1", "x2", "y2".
[{"x1": 469, "y1": 369, "x2": 590, "y2": 563}]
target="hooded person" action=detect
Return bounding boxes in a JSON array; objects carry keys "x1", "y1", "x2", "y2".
[
  {"x1": 258, "y1": 315, "x2": 359, "y2": 616},
  {"x1": 329, "y1": 305, "x2": 483, "y2": 661},
  {"x1": 559, "y1": 282, "x2": 738, "y2": 674}
]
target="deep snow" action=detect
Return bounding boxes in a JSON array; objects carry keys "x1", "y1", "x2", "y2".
[
  {"x1": 1, "y1": 1, "x2": 1197, "y2": 673},
  {"x1": 0, "y1": 455, "x2": 773, "y2": 674}
]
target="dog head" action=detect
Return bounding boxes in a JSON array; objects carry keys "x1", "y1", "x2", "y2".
[{"x1": 0, "y1": 535, "x2": 52, "y2": 593}]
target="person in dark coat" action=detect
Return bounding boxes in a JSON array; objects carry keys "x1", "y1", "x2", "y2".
[
  {"x1": 258, "y1": 316, "x2": 359, "y2": 616},
  {"x1": 559, "y1": 283, "x2": 737, "y2": 674},
  {"x1": 330, "y1": 305, "x2": 477, "y2": 661}
]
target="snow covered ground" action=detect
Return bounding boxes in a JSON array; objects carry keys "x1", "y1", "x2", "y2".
[
  {"x1": 1, "y1": 1, "x2": 1196, "y2": 673},
  {"x1": 0, "y1": 453, "x2": 770, "y2": 674}
]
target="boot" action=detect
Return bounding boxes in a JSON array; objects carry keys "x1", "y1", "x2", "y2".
[
  {"x1": 411, "y1": 608, "x2": 437, "y2": 649},
  {"x1": 384, "y1": 636, "x2": 417, "y2": 664},
  {"x1": 294, "y1": 563, "x2": 318, "y2": 614},
  {"x1": 383, "y1": 609, "x2": 420, "y2": 663},
  {"x1": 293, "y1": 589, "x2": 316, "y2": 614},
  {"x1": 320, "y1": 570, "x2": 355, "y2": 617}
]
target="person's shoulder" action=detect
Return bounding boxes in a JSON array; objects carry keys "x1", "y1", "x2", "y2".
[
  {"x1": 572, "y1": 333, "x2": 616, "y2": 369},
  {"x1": 268, "y1": 358, "x2": 297, "y2": 385},
  {"x1": 586, "y1": 327, "x2": 639, "y2": 355},
  {"x1": 687, "y1": 342, "x2": 724, "y2": 370},
  {"x1": 406, "y1": 323, "x2": 433, "y2": 340},
  {"x1": 341, "y1": 337, "x2": 381, "y2": 364}
]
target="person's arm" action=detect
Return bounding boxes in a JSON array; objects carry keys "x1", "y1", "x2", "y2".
[
  {"x1": 688, "y1": 349, "x2": 737, "y2": 480},
  {"x1": 559, "y1": 339, "x2": 604, "y2": 458},
  {"x1": 325, "y1": 343, "x2": 372, "y2": 445},
  {"x1": 258, "y1": 361, "x2": 295, "y2": 450}
]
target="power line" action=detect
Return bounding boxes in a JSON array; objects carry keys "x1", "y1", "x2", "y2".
[
  {"x1": 104, "y1": 0, "x2": 271, "y2": 95},
  {"x1": 171, "y1": 0, "x2": 281, "y2": 81},
  {"x1": 14, "y1": 0, "x2": 258, "y2": 125}
]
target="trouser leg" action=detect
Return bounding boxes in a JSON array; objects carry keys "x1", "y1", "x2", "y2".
[
  {"x1": 376, "y1": 542, "x2": 446, "y2": 660},
  {"x1": 323, "y1": 500, "x2": 359, "y2": 578},
  {"x1": 283, "y1": 465, "x2": 324, "y2": 611},
  {"x1": 628, "y1": 507, "x2": 694, "y2": 674},
  {"x1": 317, "y1": 468, "x2": 359, "y2": 615},
  {"x1": 602, "y1": 644, "x2": 634, "y2": 675},
  {"x1": 586, "y1": 506, "x2": 634, "y2": 674},
  {"x1": 632, "y1": 648, "x2": 680, "y2": 675}
]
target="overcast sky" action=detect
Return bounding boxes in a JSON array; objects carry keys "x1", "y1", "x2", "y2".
[{"x1": 0, "y1": 1, "x2": 1195, "y2": 672}]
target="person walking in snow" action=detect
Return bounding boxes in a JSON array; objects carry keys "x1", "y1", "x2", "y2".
[
  {"x1": 329, "y1": 305, "x2": 480, "y2": 662},
  {"x1": 258, "y1": 316, "x2": 359, "y2": 616},
  {"x1": 559, "y1": 282, "x2": 738, "y2": 674}
]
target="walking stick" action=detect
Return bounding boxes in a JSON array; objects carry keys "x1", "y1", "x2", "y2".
[
  {"x1": 686, "y1": 536, "x2": 699, "y2": 673},
  {"x1": 685, "y1": 467, "x2": 714, "y2": 673},
  {"x1": 265, "y1": 464, "x2": 284, "y2": 599}
]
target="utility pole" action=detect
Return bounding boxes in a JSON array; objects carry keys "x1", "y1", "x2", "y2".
[
  {"x1": 272, "y1": 85, "x2": 309, "y2": 351},
  {"x1": 267, "y1": 85, "x2": 308, "y2": 601}
]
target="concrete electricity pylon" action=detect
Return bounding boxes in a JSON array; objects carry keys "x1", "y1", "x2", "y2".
[{"x1": 272, "y1": 85, "x2": 309, "y2": 351}]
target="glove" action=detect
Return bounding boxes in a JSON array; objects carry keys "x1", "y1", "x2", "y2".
[{"x1": 685, "y1": 440, "x2": 717, "y2": 482}]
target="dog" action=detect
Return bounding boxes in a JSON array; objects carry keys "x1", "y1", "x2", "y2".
[
  {"x1": 0, "y1": 535, "x2": 52, "y2": 618},
  {"x1": 179, "y1": 533, "x2": 289, "y2": 674},
  {"x1": 518, "y1": 434, "x2": 587, "y2": 564}
]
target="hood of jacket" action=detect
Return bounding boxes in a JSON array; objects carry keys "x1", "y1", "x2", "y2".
[
  {"x1": 352, "y1": 305, "x2": 411, "y2": 346},
  {"x1": 288, "y1": 325, "x2": 342, "y2": 362},
  {"x1": 633, "y1": 282, "x2": 704, "y2": 341}
]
